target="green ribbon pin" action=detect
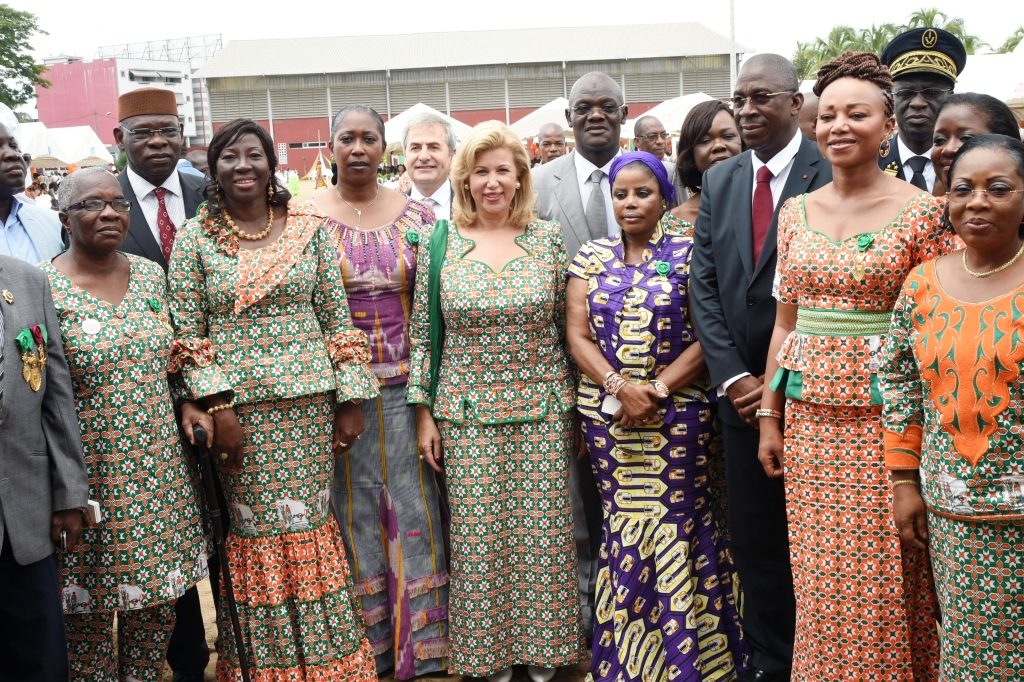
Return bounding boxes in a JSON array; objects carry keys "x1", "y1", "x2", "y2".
[{"x1": 655, "y1": 261, "x2": 671, "y2": 276}]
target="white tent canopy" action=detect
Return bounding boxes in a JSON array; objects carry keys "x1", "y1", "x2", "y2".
[
  {"x1": 384, "y1": 103, "x2": 472, "y2": 147},
  {"x1": 19, "y1": 122, "x2": 112, "y2": 168},
  {"x1": 622, "y1": 92, "x2": 715, "y2": 139},
  {"x1": 304, "y1": 151, "x2": 333, "y2": 181},
  {"x1": 509, "y1": 98, "x2": 569, "y2": 139}
]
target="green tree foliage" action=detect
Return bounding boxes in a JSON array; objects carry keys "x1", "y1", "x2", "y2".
[
  {"x1": 997, "y1": 27, "x2": 1024, "y2": 54},
  {"x1": 792, "y1": 8, "x2": 987, "y2": 80},
  {"x1": 0, "y1": 4, "x2": 49, "y2": 108}
]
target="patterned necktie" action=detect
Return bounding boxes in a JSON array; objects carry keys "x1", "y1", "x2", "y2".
[
  {"x1": 752, "y1": 165, "x2": 774, "y2": 264},
  {"x1": 907, "y1": 156, "x2": 929, "y2": 192},
  {"x1": 585, "y1": 169, "x2": 608, "y2": 239},
  {"x1": 153, "y1": 187, "x2": 176, "y2": 262}
]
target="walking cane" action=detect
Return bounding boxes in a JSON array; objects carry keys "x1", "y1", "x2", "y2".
[{"x1": 192, "y1": 426, "x2": 253, "y2": 682}]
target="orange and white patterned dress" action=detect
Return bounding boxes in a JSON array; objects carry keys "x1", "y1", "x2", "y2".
[{"x1": 770, "y1": 192, "x2": 952, "y2": 681}]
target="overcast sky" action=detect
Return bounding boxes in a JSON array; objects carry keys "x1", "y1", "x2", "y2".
[{"x1": 7, "y1": 1, "x2": 1016, "y2": 68}]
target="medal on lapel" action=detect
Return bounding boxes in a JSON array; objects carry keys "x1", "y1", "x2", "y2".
[
  {"x1": 2, "y1": 290, "x2": 13, "y2": 304},
  {"x1": 14, "y1": 324, "x2": 48, "y2": 392}
]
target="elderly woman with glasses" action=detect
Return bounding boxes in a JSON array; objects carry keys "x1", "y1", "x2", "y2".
[{"x1": 42, "y1": 167, "x2": 210, "y2": 682}]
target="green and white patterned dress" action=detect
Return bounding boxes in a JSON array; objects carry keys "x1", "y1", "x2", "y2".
[
  {"x1": 169, "y1": 203, "x2": 380, "y2": 681},
  {"x1": 407, "y1": 219, "x2": 583, "y2": 676}
]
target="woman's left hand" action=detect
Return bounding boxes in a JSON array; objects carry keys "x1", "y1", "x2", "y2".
[
  {"x1": 333, "y1": 400, "x2": 366, "y2": 456},
  {"x1": 181, "y1": 401, "x2": 214, "y2": 447}
]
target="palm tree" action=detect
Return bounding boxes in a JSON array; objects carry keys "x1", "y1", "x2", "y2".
[
  {"x1": 905, "y1": 8, "x2": 949, "y2": 29},
  {"x1": 792, "y1": 41, "x2": 824, "y2": 81},
  {"x1": 903, "y1": 7, "x2": 987, "y2": 54},
  {"x1": 997, "y1": 27, "x2": 1024, "y2": 53},
  {"x1": 861, "y1": 23, "x2": 902, "y2": 55}
]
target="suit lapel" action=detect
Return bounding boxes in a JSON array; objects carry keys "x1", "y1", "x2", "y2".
[
  {"x1": 0, "y1": 264, "x2": 21, "y2": 416},
  {"x1": 752, "y1": 139, "x2": 824, "y2": 278},
  {"x1": 731, "y1": 154, "x2": 754, "y2": 278},
  {"x1": 552, "y1": 153, "x2": 591, "y2": 250},
  {"x1": 119, "y1": 172, "x2": 167, "y2": 269}
]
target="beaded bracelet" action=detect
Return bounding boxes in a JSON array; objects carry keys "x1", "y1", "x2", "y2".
[
  {"x1": 206, "y1": 403, "x2": 233, "y2": 415},
  {"x1": 603, "y1": 371, "x2": 627, "y2": 397},
  {"x1": 891, "y1": 479, "x2": 920, "y2": 489}
]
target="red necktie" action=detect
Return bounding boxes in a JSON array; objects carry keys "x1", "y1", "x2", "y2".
[
  {"x1": 752, "y1": 165, "x2": 774, "y2": 264},
  {"x1": 153, "y1": 187, "x2": 176, "y2": 262}
]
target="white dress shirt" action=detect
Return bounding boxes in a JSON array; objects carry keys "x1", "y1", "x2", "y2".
[
  {"x1": 574, "y1": 150, "x2": 622, "y2": 237},
  {"x1": 896, "y1": 135, "x2": 936, "y2": 192},
  {"x1": 126, "y1": 167, "x2": 187, "y2": 245},
  {"x1": 722, "y1": 129, "x2": 805, "y2": 396},
  {"x1": 411, "y1": 179, "x2": 452, "y2": 222}
]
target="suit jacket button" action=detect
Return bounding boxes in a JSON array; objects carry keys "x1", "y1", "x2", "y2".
[{"x1": 746, "y1": 296, "x2": 756, "y2": 307}]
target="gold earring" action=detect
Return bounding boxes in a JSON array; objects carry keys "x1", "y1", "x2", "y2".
[
  {"x1": 267, "y1": 185, "x2": 274, "y2": 200},
  {"x1": 879, "y1": 138, "x2": 891, "y2": 158}
]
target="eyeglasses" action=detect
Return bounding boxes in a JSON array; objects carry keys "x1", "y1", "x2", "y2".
[
  {"x1": 729, "y1": 91, "x2": 796, "y2": 109},
  {"x1": 120, "y1": 125, "x2": 181, "y2": 141},
  {"x1": 569, "y1": 102, "x2": 625, "y2": 118},
  {"x1": 893, "y1": 87, "x2": 952, "y2": 101},
  {"x1": 947, "y1": 184, "x2": 1024, "y2": 203},
  {"x1": 639, "y1": 132, "x2": 671, "y2": 142},
  {"x1": 64, "y1": 198, "x2": 132, "y2": 213}
]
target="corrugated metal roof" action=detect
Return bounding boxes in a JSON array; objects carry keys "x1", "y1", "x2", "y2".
[{"x1": 199, "y1": 23, "x2": 742, "y2": 79}]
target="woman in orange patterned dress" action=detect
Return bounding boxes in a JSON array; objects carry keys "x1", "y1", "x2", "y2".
[
  {"x1": 756, "y1": 53, "x2": 950, "y2": 680},
  {"x1": 881, "y1": 134, "x2": 1024, "y2": 679}
]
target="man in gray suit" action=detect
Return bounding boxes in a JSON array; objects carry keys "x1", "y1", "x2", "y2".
[
  {"x1": 0, "y1": 253, "x2": 88, "y2": 681},
  {"x1": 534, "y1": 71, "x2": 625, "y2": 259},
  {"x1": 690, "y1": 54, "x2": 832, "y2": 682},
  {"x1": 533, "y1": 71, "x2": 625, "y2": 638}
]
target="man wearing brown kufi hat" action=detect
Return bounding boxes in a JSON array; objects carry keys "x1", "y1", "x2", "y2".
[
  {"x1": 114, "y1": 87, "x2": 206, "y2": 272},
  {"x1": 113, "y1": 87, "x2": 211, "y2": 682}
]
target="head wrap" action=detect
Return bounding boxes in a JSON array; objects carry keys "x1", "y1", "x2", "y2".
[
  {"x1": 118, "y1": 87, "x2": 179, "y2": 121},
  {"x1": 609, "y1": 151, "x2": 676, "y2": 205}
]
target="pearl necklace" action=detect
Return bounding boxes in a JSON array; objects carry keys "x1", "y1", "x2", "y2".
[
  {"x1": 225, "y1": 204, "x2": 274, "y2": 241},
  {"x1": 338, "y1": 185, "x2": 381, "y2": 229},
  {"x1": 962, "y1": 240, "x2": 1024, "y2": 278}
]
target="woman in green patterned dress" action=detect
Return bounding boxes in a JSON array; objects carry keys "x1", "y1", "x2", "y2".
[
  {"x1": 46, "y1": 167, "x2": 211, "y2": 682},
  {"x1": 168, "y1": 119, "x2": 379, "y2": 680},
  {"x1": 881, "y1": 134, "x2": 1024, "y2": 679},
  {"x1": 408, "y1": 121, "x2": 583, "y2": 682}
]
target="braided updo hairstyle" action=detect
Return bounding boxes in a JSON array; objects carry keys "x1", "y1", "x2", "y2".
[{"x1": 813, "y1": 51, "x2": 894, "y2": 117}]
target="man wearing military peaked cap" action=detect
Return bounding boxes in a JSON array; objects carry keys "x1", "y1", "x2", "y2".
[{"x1": 878, "y1": 27, "x2": 967, "y2": 191}]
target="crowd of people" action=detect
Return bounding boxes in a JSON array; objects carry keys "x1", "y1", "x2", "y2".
[{"x1": 0, "y1": 23, "x2": 1021, "y2": 682}]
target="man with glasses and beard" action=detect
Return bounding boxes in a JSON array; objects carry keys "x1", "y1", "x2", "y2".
[
  {"x1": 879, "y1": 27, "x2": 967, "y2": 192},
  {"x1": 112, "y1": 87, "x2": 210, "y2": 682},
  {"x1": 689, "y1": 54, "x2": 832, "y2": 682}
]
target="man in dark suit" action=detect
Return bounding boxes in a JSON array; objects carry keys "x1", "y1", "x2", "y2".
[
  {"x1": 113, "y1": 87, "x2": 209, "y2": 681},
  {"x1": 114, "y1": 88, "x2": 206, "y2": 272},
  {"x1": 0, "y1": 253, "x2": 89, "y2": 681},
  {"x1": 878, "y1": 27, "x2": 966, "y2": 191},
  {"x1": 690, "y1": 53, "x2": 832, "y2": 682}
]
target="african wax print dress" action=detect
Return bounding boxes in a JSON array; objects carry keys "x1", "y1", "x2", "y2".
[
  {"x1": 324, "y1": 198, "x2": 449, "y2": 678},
  {"x1": 881, "y1": 260, "x2": 1024, "y2": 680},
  {"x1": 771, "y1": 192, "x2": 951, "y2": 680},
  {"x1": 407, "y1": 219, "x2": 583, "y2": 676},
  {"x1": 44, "y1": 255, "x2": 207, "y2": 681},
  {"x1": 169, "y1": 204, "x2": 379, "y2": 681},
  {"x1": 568, "y1": 216, "x2": 749, "y2": 682}
]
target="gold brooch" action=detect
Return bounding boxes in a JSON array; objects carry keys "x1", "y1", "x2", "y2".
[{"x1": 2, "y1": 290, "x2": 13, "y2": 304}]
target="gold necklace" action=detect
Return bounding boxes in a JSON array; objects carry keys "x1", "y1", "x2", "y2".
[
  {"x1": 338, "y1": 185, "x2": 381, "y2": 229},
  {"x1": 225, "y1": 204, "x2": 274, "y2": 241},
  {"x1": 962, "y1": 240, "x2": 1024, "y2": 278}
]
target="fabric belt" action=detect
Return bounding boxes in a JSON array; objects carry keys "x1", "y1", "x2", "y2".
[{"x1": 795, "y1": 307, "x2": 892, "y2": 337}]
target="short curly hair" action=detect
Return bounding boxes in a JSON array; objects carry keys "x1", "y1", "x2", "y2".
[{"x1": 813, "y1": 51, "x2": 894, "y2": 117}]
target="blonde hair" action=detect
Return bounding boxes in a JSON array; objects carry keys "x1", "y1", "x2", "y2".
[{"x1": 451, "y1": 120, "x2": 535, "y2": 228}]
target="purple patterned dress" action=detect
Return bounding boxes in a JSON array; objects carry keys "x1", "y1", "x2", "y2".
[{"x1": 567, "y1": 217, "x2": 749, "y2": 682}]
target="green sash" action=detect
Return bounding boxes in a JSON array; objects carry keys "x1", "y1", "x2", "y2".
[{"x1": 427, "y1": 220, "x2": 449, "y2": 402}]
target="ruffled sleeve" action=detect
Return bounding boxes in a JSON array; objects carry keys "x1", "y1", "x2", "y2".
[
  {"x1": 406, "y1": 222, "x2": 436, "y2": 407},
  {"x1": 879, "y1": 270, "x2": 927, "y2": 469},
  {"x1": 310, "y1": 223, "x2": 379, "y2": 403},
  {"x1": 168, "y1": 217, "x2": 234, "y2": 402},
  {"x1": 772, "y1": 196, "x2": 801, "y2": 304}
]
